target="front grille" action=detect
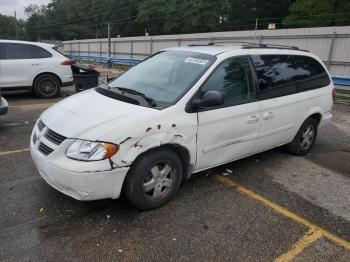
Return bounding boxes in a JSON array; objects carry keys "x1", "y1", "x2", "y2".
[
  {"x1": 37, "y1": 120, "x2": 45, "y2": 131},
  {"x1": 45, "y1": 129, "x2": 66, "y2": 145},
  {"x1": 38, "y1": 142, "x2": 54, "y2": 155}
]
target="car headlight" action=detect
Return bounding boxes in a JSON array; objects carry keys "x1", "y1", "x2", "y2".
[{"x1": 66, "y1": 140, "x2": 118, "y2": 161}]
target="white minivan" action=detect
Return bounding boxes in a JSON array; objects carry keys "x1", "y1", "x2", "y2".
[
  {"x1": 30, "y1": 43, "x2": 333, "y2": 210},
  {"x1": 0, "y1": 40, "x2": 74, "y2": 98}
]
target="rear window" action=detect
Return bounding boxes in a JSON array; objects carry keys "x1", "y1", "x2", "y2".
[
  {"x1": 251, "y1": 55, "x2": 330, "y2": 100},
  {"x1": 52, "y1": 46, "x2": 67, "y2": 57}
]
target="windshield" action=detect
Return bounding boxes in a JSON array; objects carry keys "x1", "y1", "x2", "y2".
[{"x1": 107, "y1": 51, "x2": 216, "y2": 106}]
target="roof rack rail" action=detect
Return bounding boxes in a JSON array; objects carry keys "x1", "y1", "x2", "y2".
[
  {"x1": 208, "y1": 41, "x2": 261, "y2": 46},
  {"x1": 186, "y1": 41, "x2": 308, "y2": 52},
  {"x1": 188, "y1": 41, "x2": 308, "y2": 52}
]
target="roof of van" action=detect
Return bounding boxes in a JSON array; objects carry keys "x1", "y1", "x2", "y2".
[
  {"x1": 166, "y1": 43, "x2": 310, "y2": 56},
  {"x1": 0, "y1": 39, "x2": 55, "y2": 48}
]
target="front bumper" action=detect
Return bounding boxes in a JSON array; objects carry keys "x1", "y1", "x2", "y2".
[
  {"x1": 0, "y1": 97, "x2": 8, "y2": 115},
  {"x1": 30, "y1": 128, "x2": 129, "y2": 201}
]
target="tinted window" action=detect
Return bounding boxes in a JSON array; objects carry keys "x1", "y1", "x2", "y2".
[
  {"x1": 292, "y1": 55, "x2": 330, "y2": 91},
  {"x1": 201, "y1": 56, "x2": 255, "y2": 106},
  {"x1": 0, "y1": 44, "x2": 4, "y2": 59},
  {"x1": 29, "y1": 45, "x2": 52, "y2": 58},
  {"x1": 2, "y1": 43, "x2": 32, "y2": 59},
  {"x1": 252, "y1": 55, "x2": 330, "y2": 100}
]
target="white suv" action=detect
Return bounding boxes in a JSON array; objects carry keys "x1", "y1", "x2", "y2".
[
  {"x1": 30, "y1": 43, "x2": 333, "y2": 210},
  {"x1": 0, "y1": 40, "x2": 74, "y2": 98}
]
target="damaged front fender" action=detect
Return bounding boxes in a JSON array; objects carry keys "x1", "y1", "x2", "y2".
[{"x1": 108, "y1": 122, "x2": 197, "y2": 168}]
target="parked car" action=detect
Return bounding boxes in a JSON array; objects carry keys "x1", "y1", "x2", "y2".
[
  {"x1": 0, "y1": 40, "x2": 74, "y2": 98},
  {"x1": 0, "y1": 88, "x2": 8, "y2": 115},
  {"x1": 30, "y1": 43, "x2": 333, "y2": 210}
]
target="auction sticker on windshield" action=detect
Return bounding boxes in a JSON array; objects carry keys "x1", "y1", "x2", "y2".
[{"x1": 184, "y1": 57, "x2": 209, "y2": 65}]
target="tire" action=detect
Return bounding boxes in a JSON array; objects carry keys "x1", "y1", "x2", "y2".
[
  {"x1": 287, "y1": 117, "x2": 318, "y2": 156},
  {"x1": 124, "y1": 149, "x2": 183, "y2": 210},
  {"x1": 33, "y1": 74, "x2": 60, "y2": 98}
]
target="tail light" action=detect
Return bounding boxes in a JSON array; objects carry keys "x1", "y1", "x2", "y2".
[
  {"x1": 332, "y1": 88, "x2": 336, "y2": 100},
  {"x1": 60, "y1": 59, "x2": 76, "y2": 65}
]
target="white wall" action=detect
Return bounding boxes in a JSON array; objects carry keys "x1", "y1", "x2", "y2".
[{"x1": 64, "y1": 26, "x2": 350, "y2": 76}]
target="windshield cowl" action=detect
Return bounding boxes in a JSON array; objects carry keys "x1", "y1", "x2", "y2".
[{"x1": 96, "y1": 85, "x2": 167, "y2": 109}]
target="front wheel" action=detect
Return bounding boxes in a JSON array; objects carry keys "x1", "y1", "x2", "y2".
[
  {"x1": 124, "y1": 149, "x2": 183, "y2": 210},
  {"x1": 33, "y1": 74, "x2": 60, "y2": 98},
  {"x1": 287, "y1": 117, "x2": 318, "y2": 155}
]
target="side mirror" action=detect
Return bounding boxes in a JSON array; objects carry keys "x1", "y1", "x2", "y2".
[{"x1": 192, "y1": 91, "x2": 224, "y2": 109}]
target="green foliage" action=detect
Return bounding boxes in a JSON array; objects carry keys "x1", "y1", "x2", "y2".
[
  {"x1": 283, "y1": 0, "x2": 350, "y2": 27},
  {"x1": 0, "y1": 14, "x2": 25, "y2": 39},
  {"x1": 0, "y1": 0, "x2": 349, "y2": 41}
]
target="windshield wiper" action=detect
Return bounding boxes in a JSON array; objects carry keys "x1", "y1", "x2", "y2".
[{"x1": 116, "y1": 87, "x2": 156, "y2": 107}]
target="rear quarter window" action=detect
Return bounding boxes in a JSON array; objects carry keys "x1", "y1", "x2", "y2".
[
  {"x1": 29, "y1": 45, "x2": 52, "y2": 58},
  {"x1": 251, "y1": 54, "x2": 330, "y2": 100}
]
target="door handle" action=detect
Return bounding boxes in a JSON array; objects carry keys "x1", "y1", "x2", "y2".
[
  {"x1": 31, "y1": 63, "x2": 39, "y2": 66},
  {"x1": 262, "y1": 111, "x2": 274, "y2": 120},
  {"x1": 247, "y1": 114, "x2": 260, "y2": 123}
]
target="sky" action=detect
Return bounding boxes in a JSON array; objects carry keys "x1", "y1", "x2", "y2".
[{"x1": 0, "y1": 0, "x2": 51, "y2": 19}]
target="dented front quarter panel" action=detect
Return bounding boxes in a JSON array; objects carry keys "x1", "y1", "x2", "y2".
[{"x1": 99, "y1": 107, "x2": 198, "y2": 168}]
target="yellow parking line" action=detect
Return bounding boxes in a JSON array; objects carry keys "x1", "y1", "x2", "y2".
[
  {"x1": 9, "y1": 102, "x2": 55, "y2": 108},
  {"x1": 0, "y1": 148, "x2": 30, "y2": 156},
  {"x1": 215, "y1": 175, "x2": 350, "y2": 250},
  {"x1": 274, "y1": 229, "x2": 323, "y2": 262}
]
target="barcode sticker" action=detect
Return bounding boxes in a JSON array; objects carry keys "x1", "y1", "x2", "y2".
[{"x1": 185, "y1": 57, "x2": 209, "y2": 65}]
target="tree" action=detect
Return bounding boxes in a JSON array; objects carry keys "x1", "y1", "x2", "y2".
[
  {"x1": 0, "y1": 13, "x2": 26, "y2": 40},
  {"x1": 137, "y1": 0, "x2": 295, "y2": 34},
  {"x1": 1, "y1": 0, "x2": 347, "y2": 41},
  {"x1": 225, "y1": 0, "x2": 295, "y2": 30},
  {"x1": 283, "y1": 0, "x2": 350, "y2": 27}
]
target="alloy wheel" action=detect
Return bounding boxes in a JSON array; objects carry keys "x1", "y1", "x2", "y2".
[
  {"x1": 38, "y1": 78, "x2": 57, "y2": 95},
  {"x1": 300, "y1": 125, "x2": 315, "y2": 150},
  {"x1": 143, "y1": 161, "x2": 176, "y2": 200}
]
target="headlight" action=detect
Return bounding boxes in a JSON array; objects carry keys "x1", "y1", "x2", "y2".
[{"x1": 66, "y1": 140, "x2": 118, "y2": 161}]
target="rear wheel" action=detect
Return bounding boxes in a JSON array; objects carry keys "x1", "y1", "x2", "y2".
[
  {"x1": 33, "y1": 74, "x2": 60, "y2": 98},
  {"x1": 124, "y1": 149, "x2": 183, "y2": 210},
  {"x1": 287, "y1": 117, "x2": 318, "y2": 155}
]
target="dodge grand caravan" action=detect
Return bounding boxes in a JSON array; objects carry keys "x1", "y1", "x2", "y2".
[{"x1": 30, "y1": 43, "x2": 333, "y2": 210}]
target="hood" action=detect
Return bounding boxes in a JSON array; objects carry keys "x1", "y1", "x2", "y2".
[{"x1": 41, "y1": 89, "x2": 157, "y2": 140}]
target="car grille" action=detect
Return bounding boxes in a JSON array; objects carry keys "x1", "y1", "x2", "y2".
[
  {"x1": 38, "y1": 142, "x2": 54, "y2": 155},
  {"x1": 45, "y1": 129, "x2": 66, "y2": 145},
  {"x1": 37, "y1": 120, "x2": 45, "y2": 131}
]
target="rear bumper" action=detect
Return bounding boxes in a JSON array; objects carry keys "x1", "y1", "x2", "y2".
[
  {"x1": 319, "y1": 111, "x2": 332, "y2": 128},
  {"x1": 0, "y1": 97, "x2": 8, "y2": 115},
  {"x1": 62, "y1": 80, "x2": 74, "y2": 87}
]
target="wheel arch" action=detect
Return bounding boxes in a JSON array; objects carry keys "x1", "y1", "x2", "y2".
[
  {"x1": 124, "y1": 143, "x2": 193, "y2": 181},
  {"x1": 309, "y1": 112, "x2": 322, "y2": 125}
]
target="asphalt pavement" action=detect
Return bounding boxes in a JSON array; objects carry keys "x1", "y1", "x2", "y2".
[{"x1": 0, "y1": 88, "x2": 349, "y2": 262}]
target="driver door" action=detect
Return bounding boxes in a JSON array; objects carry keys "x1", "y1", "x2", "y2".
[{"x1": 195, "y1": 56, "x2": 261, "y2": 171}]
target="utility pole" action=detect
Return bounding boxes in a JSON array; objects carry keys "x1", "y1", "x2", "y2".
[
  {"x1": 14, "y1": 11, "x2": 19, "y2": 39},
  {"x1": 108, "y1": 21, "x2": 111, "y2": 57},
  {"x1": 107, "y1": 0, "x2": 112, "y2": 58},
  {"x1": 254, "y1": 18, "x2": 258, "y2": 40}
]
